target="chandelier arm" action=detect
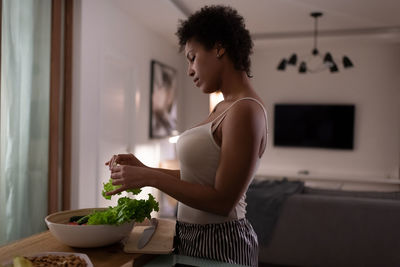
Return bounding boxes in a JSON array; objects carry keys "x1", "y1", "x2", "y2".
[{"x1": 314, "y1": 16, "x2": 318, "y2": 52}]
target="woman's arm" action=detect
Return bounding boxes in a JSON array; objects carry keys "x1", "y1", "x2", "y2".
[
  {"x1": 105, "y1": 153, "x2": 180, "y2": 180},
  {"x1": 149, "y1": 167, "x2": 181, "y2": 180}
]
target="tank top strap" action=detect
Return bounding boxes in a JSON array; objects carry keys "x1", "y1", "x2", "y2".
[
  {"x1": 211, "y1": 97, "x2": 267, "y2": 133},
  {"x1": 211, "y1": 109, "x2": 230, "y2": 133}
]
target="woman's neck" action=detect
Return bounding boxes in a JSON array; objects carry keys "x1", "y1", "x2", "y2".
[{"x1": 220, "y1": 71, "x2": 253, "y2": 102}]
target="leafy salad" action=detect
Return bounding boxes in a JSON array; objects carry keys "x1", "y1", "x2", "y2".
[
  {"x1": 70, "y1": 179, "x2": 159, "y2": 225},
  {"x1": 101, "y1": 179, "x2": 142, "y2": 200}
]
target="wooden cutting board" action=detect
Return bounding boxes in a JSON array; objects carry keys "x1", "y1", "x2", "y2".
[{"x1": 123, "y1": 218, "x2": 176, "y2": 254}]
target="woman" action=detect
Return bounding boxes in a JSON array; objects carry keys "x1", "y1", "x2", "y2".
[{"x1": 106, "y1": 5, "x2": 267, "y2": 266}]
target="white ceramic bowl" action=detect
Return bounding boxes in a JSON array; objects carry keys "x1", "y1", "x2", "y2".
[{"x1": 45, "y1": 208, "x2": 135, "y2": 248}]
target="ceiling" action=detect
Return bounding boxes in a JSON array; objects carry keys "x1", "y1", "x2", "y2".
[{"x1": 114, "y1": 0, "x2": 400, "y2": 46}]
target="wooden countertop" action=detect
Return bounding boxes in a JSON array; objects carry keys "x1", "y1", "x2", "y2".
[{"x1": 0, "y1": 231, "x2": 155, "y2": 266}]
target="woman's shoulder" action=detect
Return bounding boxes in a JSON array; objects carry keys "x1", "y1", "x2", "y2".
[
  {"x1": 210, "y1": 90, "x2": 267, "y2": 125},
  {"x1": 217, "y1": 100, "x2": 264, "y2": 133},
  {"x1": 229, "y1": 96, "x2": 266, "y2": 116}
]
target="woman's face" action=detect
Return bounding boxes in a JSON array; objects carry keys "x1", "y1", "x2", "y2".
[{"x1": 184, "y1": 39, "x2": 223, "y2": 94}]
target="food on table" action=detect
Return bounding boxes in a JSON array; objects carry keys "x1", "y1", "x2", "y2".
[
  {"x1": 67, "y1": 179, "x2": 159, "y2": 226},
  {"x1": 11, "y1": 255, "x2": 87, "y2": 267},
  {"x1": 12, "y1": 256, "x2": 32, "y2": 267},
  {"x1": 27, "y1": 254, "x2": 87, "y2": 266},
  {"x1": 4, "y1": 255, "x2": 87, "y2": 267},
  {"x1": 68, "y1": 216, "x2": 88, "y2": 225}
]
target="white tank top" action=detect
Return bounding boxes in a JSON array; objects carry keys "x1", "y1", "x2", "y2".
[{"x1": 176, "y1": 97, "x2": 268, "y2": 224}]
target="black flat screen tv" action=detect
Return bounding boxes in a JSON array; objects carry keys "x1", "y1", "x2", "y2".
[{"x1": 274, "y1": 104, "x2": 355, "y2": 149}]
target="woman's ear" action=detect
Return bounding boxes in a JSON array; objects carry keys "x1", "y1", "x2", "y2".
[{"x1": 215, "y1": 44, "x2": 225, "y2": 58}]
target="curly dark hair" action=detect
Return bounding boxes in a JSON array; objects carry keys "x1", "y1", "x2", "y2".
[{"x1": 176, "y1": 5, "x2": 253, "y2": 77}]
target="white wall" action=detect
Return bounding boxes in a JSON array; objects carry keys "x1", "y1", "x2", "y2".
[
  {"x1": 71, "y1": 0, "x2": 187, "y2": 209},
  {"x1": 250, "y1": 40, "x2": 400, "y2": 185}
]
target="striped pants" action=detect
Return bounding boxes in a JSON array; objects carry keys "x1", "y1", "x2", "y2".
[{"x1": 175, "y1": 218, "x2": 258, "y2": 266}]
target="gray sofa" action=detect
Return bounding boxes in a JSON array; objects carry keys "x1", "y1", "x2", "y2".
[{"x1": 248, "y1": 181, "x2": 400, "y2": 267}]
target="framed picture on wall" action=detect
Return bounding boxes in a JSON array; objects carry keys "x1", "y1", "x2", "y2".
[{"x1": 149, "y1": 60, "x2": 178, "y2": 138}]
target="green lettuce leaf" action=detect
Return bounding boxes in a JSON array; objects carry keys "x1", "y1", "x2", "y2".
[
  {"x1": 87, "y1": 195, "x2": 159, "y2": 225},
  {"x1": 82, "y1": 178, "x2": 159, "y2": 225},
  {"x1": 101, "y1": 178, "x2": 142, "y2": 200}
]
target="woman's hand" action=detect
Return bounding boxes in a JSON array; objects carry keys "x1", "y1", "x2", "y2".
[
  {"x1": 105, "y1": 153, "x2": 146, "y2": 170},
  {"x1": 106, "y1": 165, "x2": 151, "y2": 196}
]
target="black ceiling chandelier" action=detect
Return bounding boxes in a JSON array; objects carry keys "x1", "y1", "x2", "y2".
[{"x1": 277, "y1": 12, "x2": 354, "y2": 74}]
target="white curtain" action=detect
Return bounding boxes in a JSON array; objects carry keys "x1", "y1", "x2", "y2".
[{"x1": 0, "y1": 0, "x2": 52, "y2": 245}]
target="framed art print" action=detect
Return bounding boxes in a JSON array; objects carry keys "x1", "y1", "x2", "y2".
[{"x1": 149, "y1": 60, "x2": 178, "y2": 138}]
